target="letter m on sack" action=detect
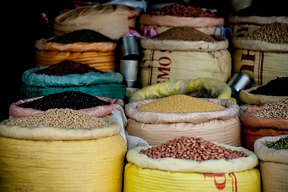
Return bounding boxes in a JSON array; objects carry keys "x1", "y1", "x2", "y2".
[{"x1": 239, "y1": 49, "x2": 255, "y2": 77}]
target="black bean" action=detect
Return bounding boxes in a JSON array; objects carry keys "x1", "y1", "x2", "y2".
[{"x1": 17, "y1": 91, "x2": 111, "y2": 110}]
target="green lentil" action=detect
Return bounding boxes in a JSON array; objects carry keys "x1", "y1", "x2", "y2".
[
  {"x1": 136, "y1": 95, "x2": 225, "y2": 113},
  {"x1": 266, "y1": 136, "x2": 288, "y2": 150}
]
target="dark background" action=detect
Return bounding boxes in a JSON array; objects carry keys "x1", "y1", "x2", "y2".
[{"x1": 0, "y1": 0, "x2": 286, "y2": 121}]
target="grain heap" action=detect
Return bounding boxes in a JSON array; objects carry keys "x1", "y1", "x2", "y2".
[
  {"x1": 252, "y1": 98, "x2": 288, "y2": 120},
  {"x1": 139, "y1": 136, "x2": 247, "y2": 161},
  {"x1": 152, "y1": 27, "x2": 216, "y2": 41},
  {"x1": 5, "y1": 108, "x2": 110, "y2": 129},
  {"x1": 150, "y1": 4, "x2": 217, "y2": 17},
  {"x1": 17, "y1": 91, "x2": 110, "y2": 111},
  {"x1": 48, "y1": 29, "x2": 114, "y2": 44},
  {"x1": 247, "y1": 22, "x2": 288, "y2": 43},
  {"x1": 266, "y1": 135, "x2": 288, "y2": 150},
  {"x1": 35, "y1": 60, "x2": 103, "y2": 76},
  {"x1": 250, "y1": 77, "x2": 288, "y2": 96},
  {"x1": 136, "y1": 95, "x2": 224, "y2": 113}
]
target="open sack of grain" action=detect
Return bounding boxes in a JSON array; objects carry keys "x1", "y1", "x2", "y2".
[
  {"x1": 9, "y1": 91, "x2": 124, "y2": 118},
  {"x1": 125, "y1": 95, "x2": 240, "y2": 146},
  {"x1": 124, "y1": 136, "x2": 260, "y2": 192},
  {"x1": 20, "y1": 61, "x2": 126, "y2": 100},
  {"x1": 128, "y1": 78, "x2": 232, "y2": 103},
  {"x1": 35, "y1": 30, "x2": 118, "y2": 72},
  {"x1": 254, "y1": 135, "x2": 288, "y2": 192},
  {"x1": 239, "y1": 77, "x2": 288, "y2": 105},
  {"x1": 240, "y1": 98, "x2": 288, "y2": 151},
  {"x1": 232, "y1": 22, "x2": 288, "y2": 87},
  {"x1": 228, "y1": 15, "x2": 288, "y2": 37},
  {"x1": 140, "y1": 4, "x2": 224, "y2": 35},
  {"x1": 0, "y1": 107, "x2": 127, "y2": 192},
  {"x1": 139, "y1": 27, "x2": 231, "y2": 87}
]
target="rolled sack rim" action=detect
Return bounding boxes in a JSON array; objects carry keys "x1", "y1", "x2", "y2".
[
  {"x1": 127, "y1": 143, "x2": 258, "y2": 173},
  {"x1": 0, "y1": 118, "x2": 121, "y2": 141},
  {"x1": 125, "y1": 98, "x2": 239, "y2": 124}
]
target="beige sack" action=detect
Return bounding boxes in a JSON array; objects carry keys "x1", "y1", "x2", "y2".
[
  {"x1": 140, "y1": 36, "x2": 228, "y2": 51},
  {"x1": 228, "y1": 16, "x2": 288, "y2": 37},
  {"x1": 54, "y1": 4, "x2": 140, "y2": 40},
  {"x1": 239, "y1": 87, "x2": 288, "y2": 105},
  {"x1": 140, "y1": 49, "x2": 231, "y2": 87},
  {"x1": 232, "y1": 38, "x2": 288, "y2": 86},
  {"x1": 254, "y1": 135, "x2": 288, "y2": 192},
  {"x1": 139, "y1": 14, "x2": 224, "y2": 28},
  {"x1": 125, "y1": 98, "x2": 241, "y2": 146}
]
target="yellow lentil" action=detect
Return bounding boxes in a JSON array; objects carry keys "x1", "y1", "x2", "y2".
[{"x1": 136, "y1": 95, "x2": 225, "y2": 113}]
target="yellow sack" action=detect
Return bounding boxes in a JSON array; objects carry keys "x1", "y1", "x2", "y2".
[
  {"x1": 128, "y1": 78, "x2": 232, "y2": 103},
  {"x1": 124, "y1": 143, "x2": 260, "y2": 192},
  {"x1": 124, "y1": 163, "x2": 260, "y2": 192},
  {"x1": 0, "y1": 116, "x2": 127, "y2": 191}
]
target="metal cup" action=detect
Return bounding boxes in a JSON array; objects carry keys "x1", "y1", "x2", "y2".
[
  {"x1": 120, "y1": 60, "x2": 139, "y2": 88},
  {"x1": 228, "y1": 72, "x2": 250, "y2": 92},
  {"x1": 119, "y1": 35, "x2": 139, "y2": 58}
]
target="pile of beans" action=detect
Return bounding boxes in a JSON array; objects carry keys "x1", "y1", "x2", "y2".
[
  {"x1": 136, "y1": 95, "x2": 225, "y2": 113},
  {"x1": 150, "y1": 4, "x2": 217, "y2": 17},
  {"x1": 48, "y1": 29, "x2": 114, "y2": 44},
  {"x1": 250, "y1": 77, "x2": 288, "y2": 96},
  {"x1": 247, "y1": 22, "x2": 288, "y2": 43},
  {"x1": 5, "y1": 108, "x2": 110, "y2": 129},
  {"x1": 266, "y1": 136, "x2": 288, "y2": 150},
  {"x1": 35, "y1": 60, "x2": 102, "y2": 76},
  {"x1": 17, "y1": 91, "x2": 110, "y2": 111},
  {"x1": 139, "y1": 136, "x2": 247, "y2": 161},
  {"x1": 253, "y1": 98, "x2": 288, "y2": 120},
  {"x1": 152, "y1": 27, "x2": 216, "y2": 41}
]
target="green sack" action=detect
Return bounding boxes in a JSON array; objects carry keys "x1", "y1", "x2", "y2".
[
  {"x1": 20, "y1": 83, "x2": 126, "y2": 100},
  {"x1": 22, "y1": 68, "x2": 123, "y2": 87}
]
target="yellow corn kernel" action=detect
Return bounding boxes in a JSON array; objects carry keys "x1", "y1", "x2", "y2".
[{"x1": 136, "y1": 95, "x2": 225, "y2": 113}]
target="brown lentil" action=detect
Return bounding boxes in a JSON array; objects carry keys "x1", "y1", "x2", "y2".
[
  {"x1": 253, "y1": 98, "x2": 288, "y2": 119},
  {"x1": 136, "y1": 95, "x2": 225, "y2": 113},
  {"x1": 152, "y1": 27, "x2": 216, "y2": 41},
  {"x1": 5, "y1": 108, "x2": 110, "y2": 129},
  {"x1": 150, "y1": 4, "x2": 217, "y2": 18},
  {"x1": 139, "y1": 136, "x2": 247, "y2": 161},
  {"x1": 247, "y1": 22, "x2": 288, "y2": 43}
]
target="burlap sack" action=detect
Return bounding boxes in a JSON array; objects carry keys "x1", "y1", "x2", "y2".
[
  {"x1": 35, "y1": 38, "x2": 117, "y2": 52},
  {"x1": 140, "y1": 49, "x2": 231, "y2": 87},
  {"x1": 54, "y1": 4, "x2": 140, "y2": 40},
  {"x1": 254, "y1": 135, "x2": 288, "y2": 192},
  {"x1": 232, "y1": 38, "x2": 288, "y2": 86},
  {"x1": 240, "y1": 105, "x2": 288, "y2": 151},
  {"x1": 125, "y1": 98, "x2": 241, "y2": 146},
  {"x1": 239, "y1": 87, "x2": 288, "y2": 105},
  {"x1": 139, "y1": 14, "x2": 224, "y2": 28},
  {"x1": 228, "y1": 16, "x2": 288, "y2": 37}
]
